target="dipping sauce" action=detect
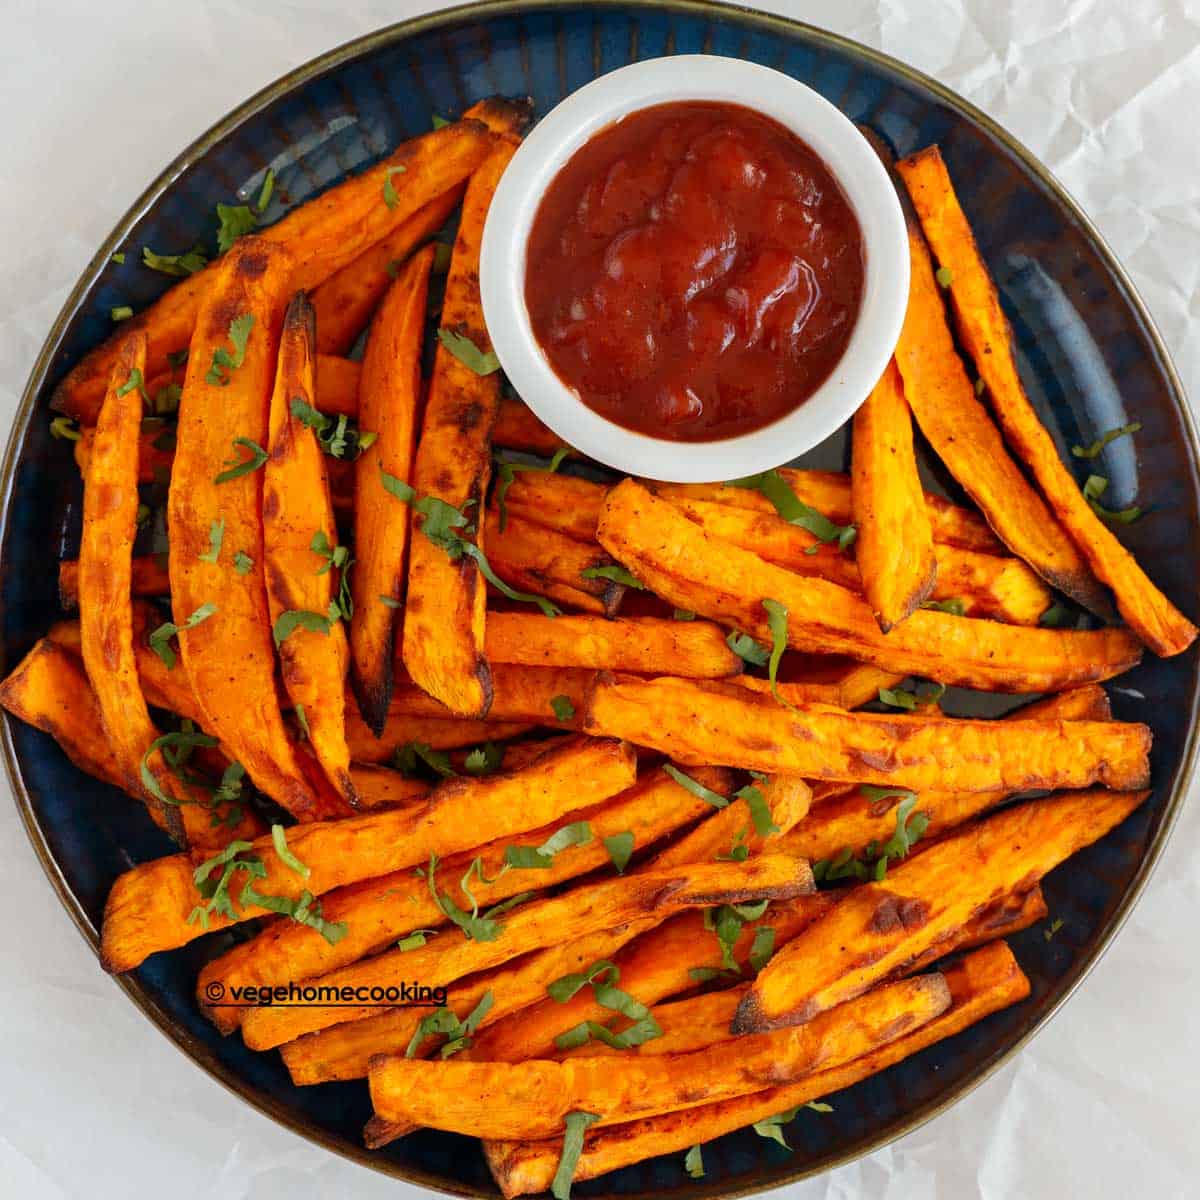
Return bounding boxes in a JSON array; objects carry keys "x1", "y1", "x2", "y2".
[{"x1": 524, "y1": 101, "x2": 865, "y2": 442}]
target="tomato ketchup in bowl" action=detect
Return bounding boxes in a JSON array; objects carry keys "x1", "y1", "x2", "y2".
[{"x1": 481, "y1": 57, "x2": 908, "y2": 482}]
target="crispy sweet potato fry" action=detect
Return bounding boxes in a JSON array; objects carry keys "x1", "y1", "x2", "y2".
[
  {"x1": 598, "y1": 480, "x2": 1142, "y2": 692},
  {"x1": 898, "y1": 145, "x2": 1197, "y2": 655},
  {"x1": 283, "y1": 920, "x2": 658, "y2": 1086},
  {"x1": 497, "y1": 472, "x2": 607, "y2": 544},
  {"x1": 264, "y1": 292, "x2": 355, "y2": 804},
  {"x1": 778, "y1": 687, "x2": 1110, "y2": 864},
  {"x1": 0, "y1": 638, "x2": 126, "y2": 788},
  {"x1": 243, "y1": 854, "x2": 811, "y2": 1050},
  {"x1": 313, "y1": 354, "x2": 361, "y2": 417},
  {"x1": 654, "y1": 469, "x2": 1003, "y2": 555},
  {"x1": 467, "y1": 895, "x2": 832, "y2": 1067},
  {"x1": 100, "y1": 735, "x2": 634, "y2": 972},
  {"x1": 346, "y1": 765, "x2": 429, "y2": 810},
  {"x1": 312, "y1": 188, "x2": 462, "y2": 355},
  {"x1": 166, "y1": 238, "x2": 340, "y2": 821},
  {"x1": 657, "y1": 494, "x2": 1052, "y2": 624},
  {"x1": 484, "y1": 612, "x2": 740, "y2": 677},
  {"x1": 53, "y1": 119, "x2": 497, "y2": 422},
  {"x1": 586, "y1": 673, "x2": 1149, "y2": 792},
  {"x1": 59, "y1": 556, "x2": 170, "y2": 610},
  {"x1": 401, "y1": 140, "x2": 516, "y2": 717},
  {"x1": 484, "y1": 508, "x2": 624, "y2": 616},
  {"x1": 350, "y1": 247, "x2": 435, "y2": 732},
  {"x1": 492, "y1": 397, "x2": 572, "y2": 457},
  {"x1": 736, "y1": 786, "x2": 1149, "y2": 1033},
  {"x1": 485, "y1": 943, "x2": 1028, "y2": 1196},
  {"x1": 893, "y1": 192, "x2": 1108, "y2": 613},
  {"x1": 385, "y1": 664, "x2": 595, "y2": 729},
  {"x1": 74, "y1": 425, "x2": 174, "y2": 486},
  {"x1": 852, "y1": 360, "x2": 937, "y2": 629},
  {"x1": 78, "y1": 333, "x2": 187, "y2": 842},
  {"x1": 368, "y1": 972, "x2": 950, "y2": 1139},
  {"x1": 345, "y1": 708, "x2": 533, "y2": 762},
  {"x1": 199, "y1": 765, "x2": 729, "y2": 1034},
  {"x1": 734, "y1": 658, "x2": 905, "y2": 709}
]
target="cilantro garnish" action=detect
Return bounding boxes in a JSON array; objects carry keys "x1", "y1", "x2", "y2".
[
  {"x1": 580, "y1": 563, "x2": 644, "y2": 590},
  {"x1": 271, "y1": 823, "x2": 310, "y2": 877},
  {"x1": 504, "y1": 821, "x2": 593, "y2": 870},
  {"x1": 549, "y1": 694, "x2": 575, "y2": 722},
  {"x1": 199, "y1": 518, "x2": 225, "y2": 564},
  {"x1": 50, "y1": 416, "x2": 81, "y2": 441},
  {"x1": 382, "y1": 165, "x2": 408, "y2": 210},
  {"x1": 148, "y1": 602, "x2": 217, "y2": 669},
  {"x1": 602, "y1": 831, "x2": 635, "y2": 874},
  {"x1": 272, "y1": 607, "x2": 337, "y2": 646},
  {"x1": 761, "y1": 598, "x2": 794, "y2": 711},
  {"x1": 463, "y1": 742, "x2": 504, "y2": 776},
  {"x1": 392, "y1": 741, "x2": 455, "y2": 779},
  {"x1": 139, "y1": 726, "x2": 219, "y2": 808},
  {"x1": 111, "y1": 305, "x2": 133, "y2": 322},
  {"x1": 552, "y1": 1112, "x2": 601, "y2": 1200},
  {"x1": 116, "y1": 368, "x2": 149, "y2": 403},
  {"x1": 398, "y1": 929, "x2": 437, "y2": 951},
  {"x1": 205, "y1": 313, "x2": 254, "y2": 387},
  {"x1": 406, "y1": 990, "x2": 493, "y2": 1059},
  {"x1": 662, "y1": 764, "x2": 729, "y2": 808},
  {"x1": 878, "y1": 681, "x2": 945, "y2": 711},
  {"x1": 1072, "y1": 422, "x2": 1141, "y2": 459},
  {"x1": 436, "y1": 327, "x2": 501, "y2": 375},
  {"x1": 233, "y1": 550, "x2": 254, "y2": 575},
  {"x1": 549, "y1": 959, "x2": 662, "y2": 1053},
  {"x1": 1082, "y1": 474, "x2": 1142, "y2": 524},
  {"x1": 812, "y1": 791, "x2": 929, "y2": 884},
  {"x1": 726, "y1": 469, "x2": 856, "y2": 550},
  {"x1": 238, "y1": 881, "x2": 346, "y2": 943},
  {"x1": 142, "y1": 244, "x2": 208, "y2": 277},
  {"x1": 684, "y1": 1146, "x2": 704, "y2": 1179},
  {"x1": 726, "y1": 629, "x2": 769, "y2": 666},
  {"x1": 187, "y1": 840, "x2": 263, "y2": 928}
]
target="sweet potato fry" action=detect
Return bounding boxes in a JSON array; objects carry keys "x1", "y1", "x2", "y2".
[
  {"x1": 74, "y1": 425, "x2": 174, "y2": 486},
  {"x1": 653, "y1": 469, "x2": 1003, "y2": 555},
  {"x1": 242, "y1": 854, "x2": 811, "y2": 1050},
  {"x1": 312, "y1": 188, "x2": 462, "y2": 355},
  {"x1": 0, "y1": 638, "x2": 126, "y2": 789},
  {"x1": 484, "y1": 508, "x2": 624, "y2": 616},
  {"x1": 485, "y1": 942, "x2": 1027, "y2": 1196},
  {"x1": 778, "y1": 686, "x2": 1111, "y2": 864},
  {"x1": 198, "y1": 765, "x2": 729, "y2": 1034},
  {"x1": 346, "y1": 765, "x2": 429, "y2": 810},
  {"x1": 345, "y1": 707, "x2": 533, "y2": 762},
  {"x1": 897, "y1": 145, "x2": 1197, "y2": 655},
  {"x1": 586, "y1": 674, "x2": 1149, "y2": 792},
  {"x1": 314, "y1": 354, "x2": 361, "y2": 417},
  {"x1": 467, "y1": 895, "x2": 832, "y2": 1067},
  {"x1": 893, "y1": 193, "x2": 1107, "y2": 614},
  {"x1": 350, "y1": 247, "x2": 435, "y2": 732},
  {"x1": 58, "y1": 555, "x2": 170, "y2": 610},
  {"x1": 492, "y1": 397, "x2": 572, "y2": 457},
  {"x1": 165, "y1": 238, "x2": 340, "y2": 821},
  {"x1": 283, "y1": 920, "x2": 658, "y2": 1087},
  {"x1": 368, "y1": 972, "x2": 949, "y2": 1140},
  {"x1": 497, "y1": 472, "x2": 606, "y2": 544},
  {"x1": 598, "y1": 480, "x2": 1142, "y2": 692},
  {"x1": 100, "y1": 735, "x2": 634, "y2": 972},
  {"x1": 484, "y1": 612, "x2": 740, "y2": 677},
  {"x1": 263, "y1": 292, "x2": 355, "y2": 804},
  {"x1": 734, "y1": 658, "x2": 905, "y2": 709},
  {"x1": 401, "y1": 139, "x2": 516, "y2": 717},
  {"x1": 852, "y1": 360, "x2": 937, "y2": 629},
  {"x1": 386, "y1": 664, "x2": 595, "y2": 729},
  {"x1": 735, "y1": 786, "x2": 1149, "y2": 1033},
  {"x1": 52, "y1": 119, "x2": 496, "y2": 422},
  {"x1": 78, "y1": 333, "x2": 187, "y2": 842}
]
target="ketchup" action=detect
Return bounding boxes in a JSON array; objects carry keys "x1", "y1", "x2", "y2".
[{"x1": 525, "y1": 101, "x2": 865, "y2": 442}]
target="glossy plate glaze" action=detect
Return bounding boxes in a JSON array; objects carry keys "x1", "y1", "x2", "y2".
[{"x1": 1, "y1": 3, "x2": 1197, "y2": 1197}]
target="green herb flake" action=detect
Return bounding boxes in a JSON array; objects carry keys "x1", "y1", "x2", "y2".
[
  {"x1": 111, "y1": 305, "x2": 133, "y2": 322},
  {"x1": 139, "y1": 726, "x2": 220, "y2": 809},
  {"x1": 921, "y1": 597, "x2": 966, "y2": 616},
  {"x1": 684, "y1": 1145, "x2": 705, "y2": 1179},
  {"x1": 726, "y1": 470, "x2": 855, "y2": 550},
  {"x1": 547, "y1": 959, "x2": 619, "y2": 1004},
  {"x1": 580, "y1": 563, "x2": 644, "y2": 589},
  {"x1": 199, "y1": 518, "x2": 225, "y2": 564},
  {"x1": 111, "y1": 252, "x2": 126, "y2": 265},
  {"x1": 294, "y1": 702, "x2": 311, "y2": 740},
  {"x1": 663, "y1": 764, "x2": 729, "y2": 808},
  {"x1": 213, "y1": 435, "x2": 268, "y2": 483},
  {"x1": 494, "y1": 447, "x2": 568, "y2": 531},
  {"x1": 186, "y1": 840, "x2": 263, "y2": 928},
  {"x1": 205, "y1": 313, "x2": 255, "y2": 387},
  {"x1": 736, "y1": 783, "x2": 779, "y2": 837},
  {"x1": 50, "y1": 416, "x2": 81, "y2": 441},
  {"x1": 393, "y1": 742, "x2": 456, "y2": 779},
  {"x1": 1072, "y1": 422, "x2": 1141, "y2": 460},
  {"x1": 551, "y1": 1111, "x2": 601, "y2": 1200},
  {"x1": 673, "y1": 609, "x2": 696, "y2": 621},
  {"x1": 233, "y1": 550, "x2": 254, "y2": 576},
  {"x1": 761, "y1": 598, "x2": 794, "y2": 711},
  {"x1": 463, "y1": 742, "x2": 504, "y2": 776},
  {"x1": 550, "y1": 694, "x2": 576, "y2": 722},
  {"x1": 148, "y1": 602, "x2": 217, "y2": 669},
  {"x1": 142, "y1": 244, "x2": 208, "y2": 277},
  {"x1": 878, "y1": 681, "x2": 945, "y2": 711},
  {"x1": 272, "y1": 608, "x2": 334, "y2": 646},
  {"x1": 271, "y1": 823, "x2": 311, "y2": 877},
  {"x1": 748, "y1": 926, "x2": 776, "y2": 973},
  {"x1": 382, "y1": 164, "x2": 408, "y2": 209},
  {"x1": 603, "y1": 831, "x2": 635, "y2": 874},
  {"x1": 935, "y1": 265, "x2": 953, "y2": 288},
  {"x1": 505, "y1": 821, "x2": 593, "y2": 870},
  {"x1": 1043, "y1": 916, "x2": 1064, "y2": 942},
  {"x1": 215, "y1": 203, "x2": 258, "y2": 253},
  {"x1": 255, "y1": 168, "x2": 275, "y2": 214},
  {"x1": 726, "y1": 629, "x2": 770, "y2": 666},
  {"x1": 432, "y1": 114, "x2": 451, "y2": 129},
  {"x1": 437, "y1": 327, "x2": 501, "y2": 375},
  {"x1": 1082, "y1": 474, "x2": 1142, "y2": 524},
  {"x1": 115, "y1": 368, "x2": 148, "y2": 402},
  {"x1": 398, "y1": 929, "x2": 438, "y2": 951}
]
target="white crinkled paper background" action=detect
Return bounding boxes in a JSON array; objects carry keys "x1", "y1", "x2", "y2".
[{"x1": 1, "y1": 2, "x2": 1197, "y2": 1197}]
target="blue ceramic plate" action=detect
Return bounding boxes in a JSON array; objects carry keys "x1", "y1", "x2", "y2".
[{"x1": 3, "y1": 3, "x2": 1197, "y2": 1196}]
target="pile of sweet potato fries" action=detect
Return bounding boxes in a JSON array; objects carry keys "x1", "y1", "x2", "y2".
[{"x1": 2, "y1": 96, "x2": 1191, "y2": 1195}]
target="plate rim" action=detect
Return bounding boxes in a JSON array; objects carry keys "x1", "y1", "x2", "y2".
[{"x1": 2, "y1": 1, "x2": 1197, "y2": 1196}]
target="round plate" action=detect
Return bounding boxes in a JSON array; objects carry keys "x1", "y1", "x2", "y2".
[{"x1": 2, "y1": 3, "x2": 1197, "y2": 1197}]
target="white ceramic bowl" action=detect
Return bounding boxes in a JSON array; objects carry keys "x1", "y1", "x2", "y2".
[{"x1": 480, "y1": 55, "x2": 909, "y2": 483}]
